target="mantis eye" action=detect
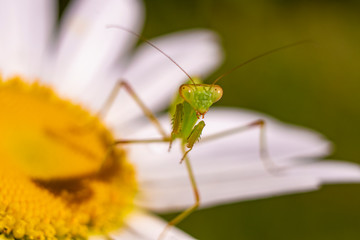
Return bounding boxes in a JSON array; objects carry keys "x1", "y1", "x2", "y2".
[
  {"x1": 210, "y1": 85, "x2": 223, "y2": 103},
  {"x1": 179, "y1": 84, "x2": 195, "y2": 102}
]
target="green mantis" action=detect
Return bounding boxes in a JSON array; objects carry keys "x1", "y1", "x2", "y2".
[{"x1": 103, "y1": 26, "x2": 308, "y2": 238}]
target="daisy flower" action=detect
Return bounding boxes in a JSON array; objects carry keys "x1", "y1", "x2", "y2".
[{"x1": 0, "y1": 0, "x2": 359, "y2": 240}]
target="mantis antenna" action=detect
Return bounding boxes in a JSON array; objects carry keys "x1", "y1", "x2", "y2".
[
  {"x1": 211, "y1": 39, "x2": 312, "y2": 86},
  {"x1": 106, "y1": 25, "x2": 197, "y2": 85}
]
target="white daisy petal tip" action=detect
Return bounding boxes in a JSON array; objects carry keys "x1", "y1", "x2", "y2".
[
  {"x1": 105, "y1": 210, "x2": 195, "y2": 240},
  {"x1": 285, "y1": 160, "x2": 360, "y2": 183},
  {"x1": 125, "y1": 28, "x2": 224, "y2": 80}
]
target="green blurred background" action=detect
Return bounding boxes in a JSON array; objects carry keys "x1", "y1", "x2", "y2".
[{"x1": 59, "y1": 1, "x2": 360, "y2": 239}]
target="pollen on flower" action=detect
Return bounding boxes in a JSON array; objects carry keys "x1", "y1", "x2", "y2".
[{"x1": 0, "y1": 76, "x2": 137, "y2": 239}]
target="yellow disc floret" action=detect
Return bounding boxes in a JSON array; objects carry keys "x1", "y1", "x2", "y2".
[{"x1": 0, "y1": 76, "x2": 137, "y2": 239}]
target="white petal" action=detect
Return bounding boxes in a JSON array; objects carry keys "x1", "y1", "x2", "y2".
[
  {"x1": 105, "y1": 29, "x2": 223, "y2": 128},
  {"x1": 124, "y1": 107, "x2": 331, "y2": 179},
  {"x1": 0, "y1": 0, "x2": 55, "y2": 80},
  {"x1": 49, "y1": 0, "x2": 144, "y2": 105},
  {"x1": 136, "y1": 159, "x2": 360, "y2": 212},
  {"x1": 102, "y1": 210, "x2": 195, "y2": 240},
  {"x1": 122, "y1": 107, "x2": 357, "y2": 212}
]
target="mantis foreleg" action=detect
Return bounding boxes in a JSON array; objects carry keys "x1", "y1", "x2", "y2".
[{"x1": 180, "y1": 120, "x2": 205, "y2": 163}]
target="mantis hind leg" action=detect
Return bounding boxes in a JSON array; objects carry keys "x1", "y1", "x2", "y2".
[
  {"x1": 201, "y1": 119, "x2": 280, "y2": 173},
  {"x1": 158, "y1": 144, "x2": 200, "y2": 240}
]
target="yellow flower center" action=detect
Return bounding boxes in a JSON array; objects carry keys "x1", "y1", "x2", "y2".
[{"x1": 0, "y1": 76, "x2": 137, "y2": 239}]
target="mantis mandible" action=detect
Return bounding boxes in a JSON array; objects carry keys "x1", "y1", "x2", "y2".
[{"x1": 103, "y1": 26, "x2": 308, "y2": 239}]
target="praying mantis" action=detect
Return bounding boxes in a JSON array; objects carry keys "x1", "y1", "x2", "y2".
[{"x1": 102, "y1": 26, "x2": 308, "y2": 239}]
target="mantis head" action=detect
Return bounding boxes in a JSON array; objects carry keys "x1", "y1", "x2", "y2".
[{"x1": 179, "y1": 84, "x2": 223, "y2": 118}]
